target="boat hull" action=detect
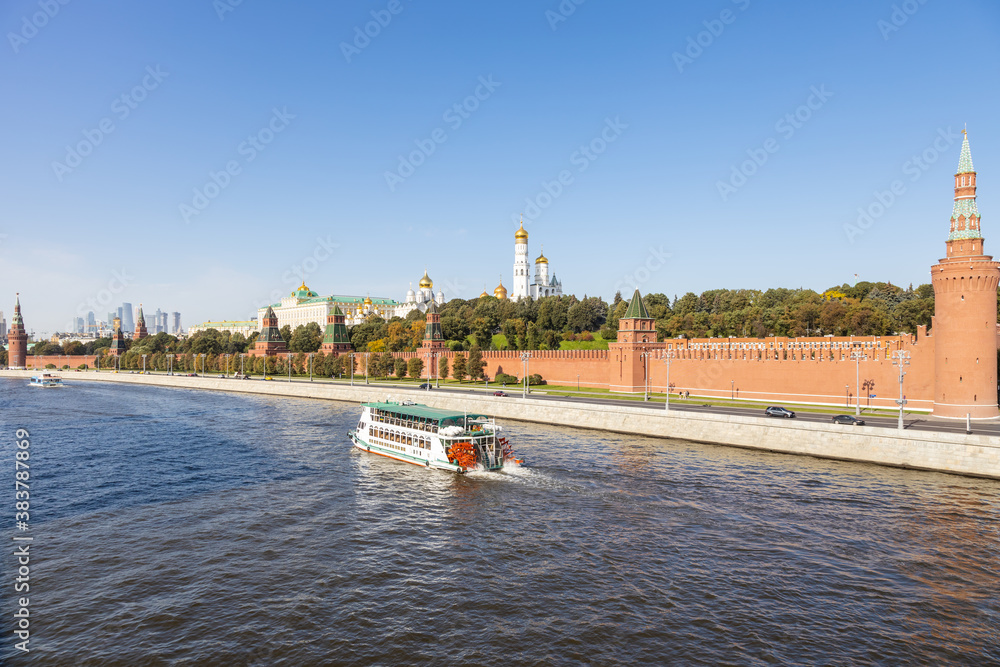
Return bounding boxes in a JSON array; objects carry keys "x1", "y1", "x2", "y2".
[{"x1": 348, "y1": 432, "x2": 464, "y2": 473}]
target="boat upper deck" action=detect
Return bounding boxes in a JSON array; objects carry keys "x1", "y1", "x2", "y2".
[{"x1": 363, "y1": 401, "x2": 493, "y2": 433}]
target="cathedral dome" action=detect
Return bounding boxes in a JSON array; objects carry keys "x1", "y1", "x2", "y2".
[
  {"x1": 479, "y1": 289, "x2": 489, "y2": 298},
  {"x1": 515, "y1": 222, "x2": 528, "y2": 243},
  {"x1": 494, "y1": 282, "x2": 508, "y2": 300},
  {"x1": 535, "y1": 245, "x2": 548, "y2": 264},
  {"x1": 419, "y1": 271, "x2": 433, "y2": 289}
]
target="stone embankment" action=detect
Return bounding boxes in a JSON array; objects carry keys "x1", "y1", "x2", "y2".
[{"x1": 8, "y1": 370, "x2": 1000, "y2": 481}]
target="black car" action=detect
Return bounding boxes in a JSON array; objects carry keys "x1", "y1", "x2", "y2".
[
  {"x1": 832, "y1": 415, "x2": 865, "y2": 426},
  {"x1": 764, "y1": 406, "x2": 796, "y2": 418},
  {"x1": 418, "y1": 383, "x2": 433, "y2": 389}
]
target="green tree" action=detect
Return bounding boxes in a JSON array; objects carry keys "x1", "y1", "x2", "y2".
[
  {"x1": 288, "y1": 323, "x2": 322, "y2": 353},
  {"x1": 394, "y1": 357, "x2": 408, "y2": 378},
  {"x1": 408, "y1": 357, "x2": 424, "y2": 379},
  {"x1": 452, "y1": 352, "x2": 467, "y2": 382},
  {"x1": 438, "y1": 356, "x2": 449, "y2": 380},
  {"x1": 467, "y1": 345, "x2": 484, "y2": 380}
]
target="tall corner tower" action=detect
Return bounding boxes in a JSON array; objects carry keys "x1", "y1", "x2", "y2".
[
  {"x1": 931, "y1": 130, "x2": 1000, "y2": 419},
  {"x1": 8, "y1": 294, "x2": 28, "y2": 369},
  {"x1": 512, "y1": 218, "x2": 530, "y2": 300}
]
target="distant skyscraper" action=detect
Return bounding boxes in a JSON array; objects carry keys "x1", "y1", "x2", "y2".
[
  {"x1": 0, "y1": 310, "x2": 6, "y2": 341},
  {"x1": 121, "y1": 303, "x2": 134, "y2": 333},
  {"x1": 87, "y1": 311, "x2": 96, "y2": 333},
  {"x1": 172, "y1": 312, "x2": 181, "y2": 334},
  {"x1": 160, "y1": 311, "x2": 168, "y2": 333},
  {"x1": 75, "y1": 317, "x2": 85, "y2": 334}
]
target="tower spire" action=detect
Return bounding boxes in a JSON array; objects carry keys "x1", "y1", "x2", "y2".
[{"x1": 957, "y1": 128, "x2": 974, "y2": 174}]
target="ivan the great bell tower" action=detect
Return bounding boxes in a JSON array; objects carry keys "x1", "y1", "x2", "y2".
[{"x1": 931, "y1": 131, "x2": 1000, "y2": 419}]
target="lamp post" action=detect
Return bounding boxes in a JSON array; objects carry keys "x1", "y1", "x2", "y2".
[
  {"x1": 845, "y1": 385, "x2": 849, "y2": 408},
  {"x1": 364, "y1": 352, "x2": 369, "y2": 384},
  {"x1": 287, "y1": 352, "x2": 292, "y2": 383},
  {"x1": 731, "y1": 380, "x2": 734, "y2": 401},
  {"x1": 141, "y1": 354, "x2": 147, "y2": 374},
  {"x1": 225, "y1": 353, "x2": 231, "y2": 377},
  {"x1": 851, "y1": 348, "x2": 867, "y2": 416},
  {"x1": 577, "y1": 374, "x2": 580, "y2": 392},
  {"x1": 662, "y1": 349, "x2": 676, "y2": 411},
  {"x1": 639, "y1": 350, "x2": 652, "y2": 401},
  {"x1": 167, "y1": 353, "x2": 174, "y2": 375},
  {"x1": 349, "y1": 352, "x2": 355, "y2": 386},
  {"x1": 520, "y1": 352, "x2": 531, "y2": 398},
  {"x1": 424, "y1": 351, "x2": 433, "y2": 390},
  {"x1": 240, "y1": 353, "x2": 245, "y2": 377},
  {"x1": 309, "y1": 353, "x2": 314, "y2": 382},
  {"x1": 435, "y1": 353, "x2": 441, "y2": 389},
  {"x1": 199, "y1": 354, "x2": 206, "y2": 377},
  {"x1": 892, "y1": 350, "x2": 910, "y2": 430}
]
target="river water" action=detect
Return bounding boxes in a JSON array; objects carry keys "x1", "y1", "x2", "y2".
[{"x1": 1, "y1": 378, "x2": 998, "y2": 665}]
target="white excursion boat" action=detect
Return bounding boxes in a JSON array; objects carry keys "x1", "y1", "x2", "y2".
[
  {"x1": 29, "y1": 373, "x2": 63, "y2": 387},
  {"x1": 349, "y1": 401, "x2": 520, "y2": 473}
]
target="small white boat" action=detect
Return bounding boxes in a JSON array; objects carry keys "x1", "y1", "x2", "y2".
[
  {"x1": 348, "y1": 401, "x2": 521, "y2": 473},
  {"x1": 29, "y1": 374, "x2": 63, "y2": 387}
]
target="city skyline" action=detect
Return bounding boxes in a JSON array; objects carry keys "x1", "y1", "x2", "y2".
[{"x1": 1, "y1": 1, "x2": 999, "y2": 333}]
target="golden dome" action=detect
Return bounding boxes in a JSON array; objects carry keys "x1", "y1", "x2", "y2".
[
  {"x1": 419, "y1": 271, "x2": 433, "y2": 289},
  {"x1": 479, "y1": 289, "x2": 489, "y2": 298},
  {"x1": 363, "y1": 296, "x2": 372, "y2": 305},
  {"x1": 515, "y1": 219, "x2": 528, "y2": 243},
  {"x1": 493, "y1": 282, "x2": 508, "y2": 300},
  {"x1": 535, "y1": 244, "x2": 548, "y2": 264}
]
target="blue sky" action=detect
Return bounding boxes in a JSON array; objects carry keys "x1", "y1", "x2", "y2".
[{"x1": 1, "y1": 0, "x2": 999, "y2": 334}]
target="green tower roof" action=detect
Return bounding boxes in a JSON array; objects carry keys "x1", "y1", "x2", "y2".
[
  {"x1": 957, "y1": 131, "x2": 975, "y2": 174},
  {"x1": 622, "y1": 289, "x2": 650, "y2": 319}
]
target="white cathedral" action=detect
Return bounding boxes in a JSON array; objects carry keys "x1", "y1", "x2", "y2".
[
  {"x1": 511, "y1": 219, "x2": 563, "y2": 300},
  {"x1": 399, "y1": 271, "x2": 445, "y2": 315}
]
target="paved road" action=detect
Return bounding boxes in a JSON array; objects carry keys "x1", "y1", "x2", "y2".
[{"x1": 401, "y1": 383, "x2": 1000, "y2": 437}]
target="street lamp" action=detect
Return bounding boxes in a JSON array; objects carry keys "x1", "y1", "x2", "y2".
[
  {"x1": 424, "y1": 351, "x2": 433, "y2": 390},
  {"x1": 639, "y1": 350, "x2": 652, "y2": 401},
  {"x1": 364, "y1": 352, "x2": 370, "y2": 384},
  {"x1": 240, "y1": 353, "x2": 245, "y2": 377},
  {"x1": 892, "y1": 350, "x2": 910, "y2": 430},
  {"x1": 661, "y1": 349, "x2": 676, "y2": 411},
  {"x1": 225, "y1": 353, "x2": 231, "y2": 377},
  {"x1": 520, "y1": 352, "x2": 531, "y2": 398},
  {"x1": 851, "y1": 348, "x2": 867, "y2": 416},
  {"x1": 845, "y1": 385, "x2": 850, "y2": 408},
  {"x1": 287, "y1": 352, "x2": 292, "y2": 382},
  {"x1": 349, "y1": 352, "x2": 355, "y2": 386},
  {"x1": 198, "y1": 354, "x2": 206, "y2": 377},
  {"x1": 309, "y1": 352, "x2": 315, "y2": 382},
  {"x1": 167, "y1": 353, "x2": 174, "y2": 375},
  {"x1": 731, "y1": 380, "x2": 734, "y2": 401},
  {"x1": 577, "y1": 374, "x2": 580, "y2": 392},
  {"x1": 141, "y1": 354, "x2": 147, "y2": 374}
]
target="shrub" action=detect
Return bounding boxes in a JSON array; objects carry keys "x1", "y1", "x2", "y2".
[
  {"x1": 494, "y1": 372, "x2": 518, "y2": 385},
  {"x1": 528, "y1": 373, "x2": 546, "y2": 386},
  {"x1": 580, "y1": 332, "x2": 594, "y2": 341},
  {"x1": 598, "y1": 326, "x2": 616, "y2": 341},
  {"x1": 562, "y1": 331, "x2": 576, "y2": 341},
  {"x1": 45, "y1": 363, "x2": 56, "y2": 369},
  {"x1": 78, "y1": 364, "x2": 88, "y2": 370}
]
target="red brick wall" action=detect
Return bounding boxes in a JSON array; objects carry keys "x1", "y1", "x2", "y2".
[{"x1": 24, "y1": 355, "x2": 98, "y2": 369}]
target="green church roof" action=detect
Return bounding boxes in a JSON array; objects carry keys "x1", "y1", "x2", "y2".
[{"x1": 622, "y1": 289, "x2": 650, "y2": 319}]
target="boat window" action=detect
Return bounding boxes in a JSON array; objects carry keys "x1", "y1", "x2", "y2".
[{"x1": 406, "y1": 436, "x2": 412, "y2": 446}]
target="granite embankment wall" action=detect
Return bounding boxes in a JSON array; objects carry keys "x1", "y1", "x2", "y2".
[{"x1": 7, "y1": 370, "x2": 999, "y2": 481}]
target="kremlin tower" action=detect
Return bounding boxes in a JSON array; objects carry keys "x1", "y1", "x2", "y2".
[
  {"x1": 8, "y1": 294, "x2": 28, "y2": 369},
  {"x1": 608, "y1": 289, "x2": 664, "y2": 392},
  {"x1": 320, "y1": 305, "x2": 352, "y2": 355},
  {"x1": 931, "y1": 131, "x2": 1000, "y2": 419},
  {"x1": 254, "y1": 306, "x2": 288, "y2": 356},
  {"x1": 133, "y1": 305, "x2": 148, "y2": 341}
]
